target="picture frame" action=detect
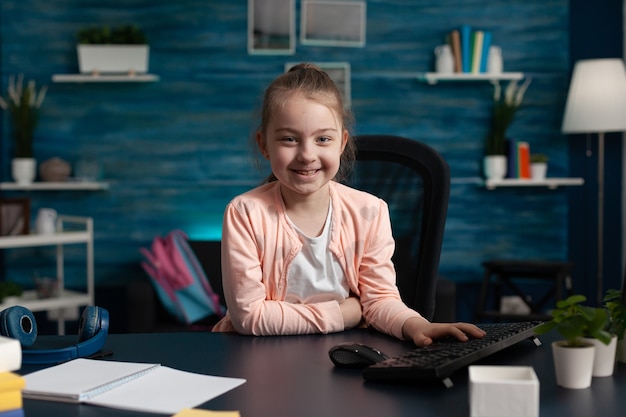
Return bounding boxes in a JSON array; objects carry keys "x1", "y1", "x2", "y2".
[
  {"x1": 285, "y1": 62, "x2": 352, "y2": 108},
  {"x1": 0, "y1": 198, "x2": 30, "y2": 236},
  {"x1": 248, "y1": 0, "x2": 296, "y2": 55},
  {"x1": 300, "y1": 0, "x2": 366, "y2": 47}
]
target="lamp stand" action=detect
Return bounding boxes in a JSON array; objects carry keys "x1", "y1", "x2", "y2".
[{"x1": 597, "y1": 131, "x2": 605, "y2": 305}]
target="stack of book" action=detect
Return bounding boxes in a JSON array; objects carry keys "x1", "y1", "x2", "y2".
[
  {"x1": 0, "y1": 336, "x2": 24, "y2": 417},
  {"x1": 447, "y1": 25, "x2": 493, "y2": 73},
  {"x1": 506, "y1": 139, "x2": 531, "y2": 179}
]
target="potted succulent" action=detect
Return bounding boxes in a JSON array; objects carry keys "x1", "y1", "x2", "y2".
[
  {"x1": 483, "y1": 79, "x2": 531, "y2": 180},
  {"x1": 530, "y1": 153, "x2": 548, "y2": 180},
  {"x1": 603, "y1": 288, "x2": 626, "y2": 363},
  {"x1": 534, "y1": 294, "x2": 611, "y2": 389},
  {"x1": 76, "y1": 25, "x2": 149, "y2": 75},
  {"x1": 0, "y1": 74, "x2": 48, "y2": 184}
]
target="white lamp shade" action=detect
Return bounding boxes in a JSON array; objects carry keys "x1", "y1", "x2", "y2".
[{"x1": 562, "y1": 58, "x2": 626, "y2": 134}]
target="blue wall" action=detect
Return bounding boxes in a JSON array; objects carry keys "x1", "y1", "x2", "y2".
[{"x1": 3, "y1": 1, "x2": 616, "y2": 318}]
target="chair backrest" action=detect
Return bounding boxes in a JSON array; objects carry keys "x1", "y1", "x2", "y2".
[{"x1": 347, "y1": 135, "x2": 450, "y2": 320}]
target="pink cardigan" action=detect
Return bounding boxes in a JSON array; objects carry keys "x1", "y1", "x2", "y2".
[{"x1": 212, "y1": 181, "x2": 425, "y2": 339}]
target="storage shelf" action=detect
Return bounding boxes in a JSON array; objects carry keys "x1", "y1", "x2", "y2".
[
  {"x1": 0, "y1": 181, "x2": 109, "y2": 191},
  {"x1": 0, "y1": 231, "x2": 90, "y2": 248},
  {"x1": 0, "y1": 290, "x2": 91, "y2": 313},
  {"x1": 52, "y1": 74, "x2": 159, "y2": 83},
  {"x1": 485, "y1": 177, "x2": 584, "y2": 190},
  {"x1": 418, "y1": 72, "x2": 524, "y2": 84}
]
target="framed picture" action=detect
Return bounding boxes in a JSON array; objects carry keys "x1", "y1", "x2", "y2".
[
  {"x1": 0, "y1": 198, "x2": 30, "y2": 236},
  {"x1": 248, "y1": 0, "x2": 296, "y2": 55},
  {"x1": 301, "y1": 0, "x2": 366, "y2": 47},
  {"x1": 285, "y1": 62, "x2": 351, "y2": 107}
]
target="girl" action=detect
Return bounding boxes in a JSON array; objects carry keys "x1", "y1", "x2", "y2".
[{"x1": 213, "y1": 63, "x2": 485, "y2": 346}]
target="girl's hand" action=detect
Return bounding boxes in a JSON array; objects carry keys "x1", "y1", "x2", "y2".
[
  {"x1": 339, "y1": 296, "x2": 363, "y2": 330},
  {"x1": 402, "y1": 318, "x2": 486, "y2": 347}
]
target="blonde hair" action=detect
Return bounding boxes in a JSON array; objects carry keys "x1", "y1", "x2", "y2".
[{"x1": 255, "y1": 63, "x2": 356, "y2": 182}]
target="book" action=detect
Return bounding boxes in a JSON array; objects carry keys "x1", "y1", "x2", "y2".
[
  {"x1": 480, "y1": 31, "x2": 492, "y2": 72},
  {"x1": 0, "y1": 373, "x2": 25, "y2": 393},
  {"x1": 471, "y1": 30, "x2": 484, "y2": 73},
  {"x1": 0, "y1": 337, "x2": 21, "y2": 373},
  {"x1": 506, "y1": 138, "x2": 518, "y2": 178},
  {"x1": 460, "y1": 25, "x2": 472, "y2": 73},
  {"x1": 449, "y1": 29, "x2": 462, "y2": 73},
  {"x1": 517, "y1": 141, "x2": 531, "y2": 179},
  {"x1": 23, "y1": 358, "x2": 246, "y2": 415},
  {"x1": 0, "y1": 390, "x2": 22, "y2": 412}
]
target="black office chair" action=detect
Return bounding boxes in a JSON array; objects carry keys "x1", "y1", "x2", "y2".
[{"x1": 347, "y1": 135, "x2": 451, "y2": 321}]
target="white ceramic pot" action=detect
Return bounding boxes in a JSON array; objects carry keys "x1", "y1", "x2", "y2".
[
  {"x1": 551, "y1": 341, "x2": 595, "y2": 389},
  {"x1": 483, "y1": 155, "x2": 507, "y2": 180},
  {"x1": 77, "y1": 44, "x2": 149, "y2": 74},
  {"x1": 582, "y1": 335, "x2": 617, "y2": 377},
  {"x1": 11, "y1": 157, "x2": 36, "y2": 185},
  {"x1": 530, "y1": 163, "x2": 547, "y2": 180}
]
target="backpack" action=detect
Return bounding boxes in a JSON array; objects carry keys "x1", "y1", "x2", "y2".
[{"x1": 140, "y1": 230, "x2": 224, "y2": 325}]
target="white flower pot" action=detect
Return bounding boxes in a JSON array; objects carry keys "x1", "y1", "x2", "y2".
[
  {"x1": 483, "y1": 155, "x2": 507, "y2": 180},
  {"x1": 77, "y1": 45, "x2": 149, "y2": 74},
  {"x1": 11, "y1": 158, "x2": 36, "y2": 185},
  {"x1": 582, "y1": 335, "x2": 617, "y2": 377},
  {"x1": 531, "y1": 163, "x2": 547, "y2": 180},
  {"x1": 551, "y1": 341, "x2": 595, "y2": 389}
]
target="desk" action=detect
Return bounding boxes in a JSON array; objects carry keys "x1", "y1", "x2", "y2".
[{"x1": 20, "y1": 329, "x2": 626, "y2": 417}]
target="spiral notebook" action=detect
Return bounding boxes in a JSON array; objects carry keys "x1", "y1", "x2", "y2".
[{"x1": 23, "y1": 358, "x2": 246, "y2": 414}]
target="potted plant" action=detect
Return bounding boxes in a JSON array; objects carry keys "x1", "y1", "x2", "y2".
[
  {"x1": 0, "y1": 281, "x2": 23, "y2": 304},
  {"x1": 0, "y1": 74, "x2": 47, "y2": 184},
  {"x1": 534, "y1": 294, "x2": 611, "y2": 389},
  {"x1": 483, "y1": 79, "x2": 531, "y2": 180},
  {"x1": 603, "y1": 288, "x2": 626, "y2": 363},
  {"x1": 76, "y1": 25, "x2": 149, "y2": 75},
  {"x1": 530, "y1": 153, "x2": 548, "y2": 180}
]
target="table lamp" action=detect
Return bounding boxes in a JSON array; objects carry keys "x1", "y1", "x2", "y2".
[{"x1": 562, "y1": 58, "x2": 626, "y2": 304}]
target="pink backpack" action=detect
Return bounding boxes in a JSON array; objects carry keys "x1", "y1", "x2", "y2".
[{"x1": 140, "y1": 230, "x2": 224, "y2": 324}]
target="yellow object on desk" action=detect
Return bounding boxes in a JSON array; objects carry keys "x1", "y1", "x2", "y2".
[{"x1": 173, "y1": 409, "x2": 240, "y2": 417}]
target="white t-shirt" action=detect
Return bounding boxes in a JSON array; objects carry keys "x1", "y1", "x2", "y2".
[{"x1": 285, "y1": 202, "x2": 349, "y2": 304}]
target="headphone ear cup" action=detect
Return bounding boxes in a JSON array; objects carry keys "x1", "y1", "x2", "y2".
[
  {"x1": 0, "y1": 306, "x2": 38, "y2": 347},
  {"x1": 78, "y1": 306, "x2": 101, "y2": 343}
]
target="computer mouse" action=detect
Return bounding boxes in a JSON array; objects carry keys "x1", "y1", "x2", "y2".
[{"x1": 329, "y1": 342, "x2": 389, "y2": 368}]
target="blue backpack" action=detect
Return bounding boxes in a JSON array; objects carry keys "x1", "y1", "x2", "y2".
[{"x1": 140, "y1": 230, "x2": 224, "y2": 325}]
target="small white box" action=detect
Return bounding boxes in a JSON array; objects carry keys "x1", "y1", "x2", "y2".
[{"x1": 469, "y1": 365, "x2": 539, "y2": 417}]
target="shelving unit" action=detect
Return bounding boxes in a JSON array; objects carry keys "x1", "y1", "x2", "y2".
[
  {"x1": 484, "y1": 177, "x2": 584, "y2": 190},
  {"x1": 418, "y1": 72, "x2": 524, "y2": 84},
  {"x1": 0, "y1": 216, "x2": 94, "y2": 335},
  {"x1": 52, "y1": 74, "x2": 159, "y2": 83},
  {"x1": 0, "y1": 181, "x2": 109, "y2": 191}
]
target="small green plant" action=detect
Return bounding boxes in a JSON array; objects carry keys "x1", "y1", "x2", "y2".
[
  {"x1": 603, "y1": 289, "x2": 626, "y2": 340},
  {"x1": 77, "y1": 25, "x2": 147, "y2": 45},
  {"x1": 530, "y1": 153, "x2": 549, "y2": 164},
  {"x1": 0, "y1": 281, "x2": 23, "y2": 303},
  {"x1": 535, "y1": 294, "x2": 612, "y2": 347}
]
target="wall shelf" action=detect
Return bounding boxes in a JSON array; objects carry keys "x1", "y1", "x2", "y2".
[
  {"x1": 484, "y1": 178, "x2": 584, "y2": 190},
  {"x1": 52, "y1": 74, "x2": 159, "y2": 83},
  {"x1": 418, "y1": 72, "x2": 524, "y2": 85},
  {"x1": 0, "y1": 181, "x2": 109, "y2": 191}
]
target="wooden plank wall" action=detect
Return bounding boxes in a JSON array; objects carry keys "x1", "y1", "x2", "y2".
[{"x1": 0, "y1": 1, "x2": 571, "y2": 318}]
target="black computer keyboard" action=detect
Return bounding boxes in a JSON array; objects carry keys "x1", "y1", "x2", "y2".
[{"x1": 363, "y1": 321, "x2": 543, "y2": 386}]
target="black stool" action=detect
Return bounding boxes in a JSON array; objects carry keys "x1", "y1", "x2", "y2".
[{"x1": 475, "y1": 259, "x2": 573, "y2": 322}]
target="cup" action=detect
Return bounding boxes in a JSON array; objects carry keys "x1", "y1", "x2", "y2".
[{"x1": 36, "y1": 208, "x2": 57, "y2": 235}]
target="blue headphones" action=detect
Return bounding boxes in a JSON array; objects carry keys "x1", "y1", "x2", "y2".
[{"x1": 0, "y1": 305, "x2": 109, "y2": 364}]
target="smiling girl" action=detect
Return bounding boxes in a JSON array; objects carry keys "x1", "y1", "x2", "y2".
[{"x1": 212, "y1": 63, "x2": 484, "y2": 346}]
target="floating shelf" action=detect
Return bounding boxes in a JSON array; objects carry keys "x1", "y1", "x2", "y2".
[
  {"x1": 418, "y1": 72, "x2": 524, "y2": 85},
  {"x1": 0, "y1": 181, "x2": 109, "y2": 191},
  {"x1": 52, "y1": 74, "x2": 160, "y2": 83},
  {"x1": 484, "y1": 178, "x2": 584, "y2": 190}
]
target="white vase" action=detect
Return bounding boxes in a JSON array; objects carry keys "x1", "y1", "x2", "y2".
[
  {"x1": 531, "y1": 163, "x2": 547, "y2": 180},
  {"x1": 483, "y1": 155, "x2": 507, "y2": 180},
  {"x1": 77, "y1": 45, "x2": 149, "y2": 74},
  {"x1": 551, "y1": 341, "x2": 595, "y2": 389},
  {"x1": 11, "y1": 158, "x2": 36, "y2": 185},
  {"x1": 582, "y1": 335, "x2": 617, "y2": 377}
]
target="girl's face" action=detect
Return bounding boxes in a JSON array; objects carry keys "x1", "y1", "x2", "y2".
[{"x1": 258, "y1": 93, "x2": 348, "y2": 205}]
